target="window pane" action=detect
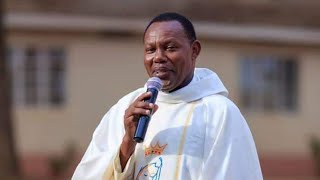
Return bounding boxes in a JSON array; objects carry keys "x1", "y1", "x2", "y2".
[
  {"x1": 49, "y1": 48, "x2": 65, "y2": 105},
  {"x1": 37, "y1": 49, "x2": 50, "y2": 104},
  {"x1": 240, "y1": 56, "x2": 298, "y2": 112},
  {"x1": 25, "y1": 47, "x2": 37, "y2": 105},
  {"x1": 284, "y1": 59, "x2": 298, "y2": 110},
  {"x1": 8, "y1": 46, "x2": 66, "y2": 107},
  {"x1": 8, "y1": 47, "x2": 26, "y2": 105}
]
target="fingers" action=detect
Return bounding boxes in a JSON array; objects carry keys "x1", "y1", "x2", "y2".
[
  {"x1": 153, "y1": 104, "x2": 159, "y2": 114},
  {"x1": 124, "y1": 92, "x2": 154, "y2": 118},
  {"x1": 122, "y1": 91, "x2": 160, "y2": 148},
  {"x1": 135, "y1": 101, "x2": 154, "y2": 110},
  {"x1": 129, "y1": 106, "x2": 151, "y2": 117},
  {"x1": 136, "y1": 91, "x2": 152, "y2": 101},
  {"x1": 123, "y1": 92, "x2": 159, "y2": 135},
  {"x1": 124, "y1": 102, "x2": 153, "y2": 119}
]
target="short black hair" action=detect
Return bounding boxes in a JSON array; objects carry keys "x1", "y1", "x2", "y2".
[{"x1": 143, "y1": 12, "x2": 197, "y2": 43}]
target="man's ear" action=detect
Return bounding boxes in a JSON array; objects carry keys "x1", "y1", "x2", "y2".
[{"x1": 191, "y1": 40, "x2": 201, "y2": 62}]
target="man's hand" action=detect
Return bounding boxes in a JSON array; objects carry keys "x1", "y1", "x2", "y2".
[{"x1": 120, "y1": 92, "x2": 158, "y2": 170}]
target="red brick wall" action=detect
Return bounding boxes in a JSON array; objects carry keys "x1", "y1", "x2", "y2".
[{"x1": 260, "y1": 155, "x2": 317, "y2": 177}]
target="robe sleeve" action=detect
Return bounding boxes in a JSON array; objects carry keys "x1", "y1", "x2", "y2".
[
  {"x1": 199, "y1": 98, "x2": 263, "y2": 180},
  {"x1": 109, "y1": 148, "x2": 136, "y2": 179},
  {"x1": 72, "y1": 102, "x2": 136, "y2": 180}
]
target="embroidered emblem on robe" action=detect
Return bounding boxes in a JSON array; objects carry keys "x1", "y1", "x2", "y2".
[
  {"x1": 144, "y1": 142, "x2": 167, "y2": 157},
  {"x1": 136, "y1": 157, "x2": 163, "y2": 180}
]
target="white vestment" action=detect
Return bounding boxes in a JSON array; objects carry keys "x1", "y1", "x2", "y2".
[{"x1": 72, "y1": 68, "x2": 263, "y2": 180}]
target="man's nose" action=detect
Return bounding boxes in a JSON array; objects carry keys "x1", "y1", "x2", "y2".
[{"x1": 153, "y1": 49, "x2": 166, "y2": 63}]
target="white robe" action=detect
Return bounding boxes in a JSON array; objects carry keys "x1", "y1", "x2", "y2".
[{"x1": 72, "y1": 68, "x2": 263, "y2": 180}]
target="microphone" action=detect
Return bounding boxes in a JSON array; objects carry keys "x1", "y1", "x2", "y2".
[{"x1": 134, "y1": 77, "x2": 163, "y2": 143}]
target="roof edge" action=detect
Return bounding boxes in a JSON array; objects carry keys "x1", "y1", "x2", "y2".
[{"x1": 5, "y1": 12, "x2": 320, "y2": 46}]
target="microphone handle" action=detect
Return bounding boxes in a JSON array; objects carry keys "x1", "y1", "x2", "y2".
[{"x1": 133, "y1": 88, "x2": 159, "y2": 143}]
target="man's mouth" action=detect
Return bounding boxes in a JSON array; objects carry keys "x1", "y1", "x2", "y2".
[{"x1": 152, "y1": 68, "x2": 172, "y2": 79}]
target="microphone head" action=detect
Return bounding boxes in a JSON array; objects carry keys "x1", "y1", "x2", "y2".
[{"x1": 147, "y1": 77, "x2": 163, "y2": 90}]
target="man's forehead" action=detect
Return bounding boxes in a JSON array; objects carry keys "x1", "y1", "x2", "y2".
[{"x1": 145, "y1": 21, "x2": 187, "y2": 40}]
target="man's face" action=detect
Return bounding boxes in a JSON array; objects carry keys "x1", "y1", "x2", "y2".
[{"x1": 143, "y1": 21, "x2": 200, "y2": 92}]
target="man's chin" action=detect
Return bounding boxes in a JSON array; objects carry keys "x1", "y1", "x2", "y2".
[
  {"x1": 161, "y1": 79, "x2": 170, "y2": 86},
  {"x1": 160, "y1": 80, "x2": 172, "y2": 92}
]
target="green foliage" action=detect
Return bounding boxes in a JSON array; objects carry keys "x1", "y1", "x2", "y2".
[
  {"x1": 48, "y1": 143, "x2": 77, "y2": 177},
  {"x1": 310, "y1": 136, "x2": 320, "y2": 176}
]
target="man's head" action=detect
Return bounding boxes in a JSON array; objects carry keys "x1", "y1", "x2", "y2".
[{"x1": 143, "y1": 12, "x2": 201, "y2": 92}]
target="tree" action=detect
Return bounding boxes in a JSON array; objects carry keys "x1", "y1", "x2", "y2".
[{"x1": 0, "y1": 0, "x2": 20, "y2": 178}]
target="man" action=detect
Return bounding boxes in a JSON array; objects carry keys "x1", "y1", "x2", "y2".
[{"x1": 72, "y1": 12, "x2": 263, "y2": 180}]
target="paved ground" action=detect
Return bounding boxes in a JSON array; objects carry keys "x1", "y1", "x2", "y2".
[{"x1": 265, "y1": 177, "x2": 319, "y2": 180}]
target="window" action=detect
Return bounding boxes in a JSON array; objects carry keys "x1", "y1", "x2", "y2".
[
  {"x1": 25, "y1": 47, "x2": 38, "y2": 105},
  {"x1": 7, "y1": 46, "x2": 66, "y2": 106},
  {"x1": 240, "y1": 56, "x2": 298, "y2": 111},
  {"x1": 49, "y1": 48, "x2": 65, "y2": 105}
]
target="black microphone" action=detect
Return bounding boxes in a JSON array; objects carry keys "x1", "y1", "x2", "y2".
[{"x1": 134, "y1": 77, "x2": 163, "y2": 143}]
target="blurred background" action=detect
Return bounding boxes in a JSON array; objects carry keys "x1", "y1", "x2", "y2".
[{"x1": 1, "y1": 0, "x2": 320, "y2": 179}]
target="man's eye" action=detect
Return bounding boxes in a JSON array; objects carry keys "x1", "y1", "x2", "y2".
[
  {"x1": 145, "y1": 48, "x2": 155, "y2": 54},
  {"x1": 166, "y1": 46, "x2": 176, "y2": 51}
]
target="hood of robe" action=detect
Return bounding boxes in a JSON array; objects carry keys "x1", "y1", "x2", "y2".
[{"x1": 156, "y1": 68, "x2": 228, "y2": 104}]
